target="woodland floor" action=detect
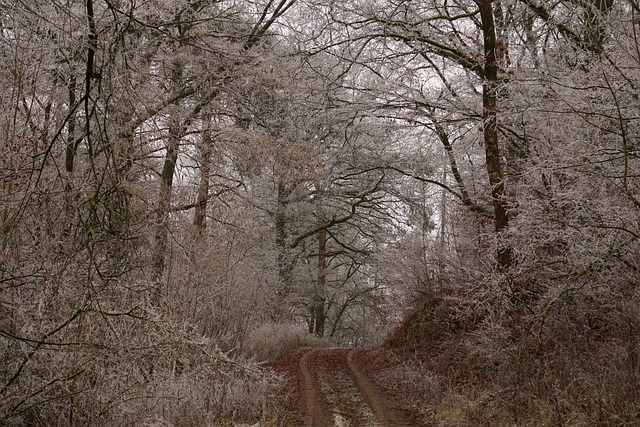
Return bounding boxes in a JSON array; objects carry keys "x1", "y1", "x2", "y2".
[{"x1": 272, "y1": 347, "x2": 428, "y2": 427}]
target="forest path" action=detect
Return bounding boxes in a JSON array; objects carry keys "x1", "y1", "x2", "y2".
[{"x1": 282, "y1": 347, "x2": 414, "y2": 427}]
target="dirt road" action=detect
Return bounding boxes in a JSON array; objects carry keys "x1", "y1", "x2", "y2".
[{"x1": 277, "y1": 347, "x2": 416, "y2": 427}]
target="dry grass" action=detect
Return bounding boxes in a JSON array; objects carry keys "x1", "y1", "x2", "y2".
[
  {"x1": 242, "y1": 322, "x2": 327, "y2": 363},
  {"x1": 0, "y1": 305, "x2": 287, "y2": 427}
]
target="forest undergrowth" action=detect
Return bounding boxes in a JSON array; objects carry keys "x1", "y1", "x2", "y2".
[{"x1": 376, "y1": 276, "x2": 640, "y2": 427}]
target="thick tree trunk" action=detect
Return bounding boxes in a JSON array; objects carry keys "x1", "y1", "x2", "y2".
[{"x1": 477, "y1": 0, "x2": 512, "y2": 269}]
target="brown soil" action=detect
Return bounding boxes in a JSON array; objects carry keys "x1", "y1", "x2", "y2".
[{"x1": 272, "y1": 347, "x2": 423, "y2": 426}]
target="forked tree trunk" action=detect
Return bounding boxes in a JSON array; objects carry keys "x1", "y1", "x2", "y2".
[{"x1": 151, "y1": 123, "x2": 180, "y2": 287}]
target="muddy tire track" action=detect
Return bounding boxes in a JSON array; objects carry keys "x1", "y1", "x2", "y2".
[
  {"x1": 300, "y1": 349, "x2": 334, "y2": 427},
  {"x1": 299, "y1": 348, "x2": 413, "y2": 427},
  {"x1": 347, "y1": 350, "x2": 414, "y2": 427}
]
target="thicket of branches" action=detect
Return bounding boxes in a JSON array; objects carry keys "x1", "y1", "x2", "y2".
[
  {"x1": 1, "y1": 0, "x2": 640, "y2": 425},
  {"x1": 320, "y1": 0, "x2": 640, "y2": 424}
]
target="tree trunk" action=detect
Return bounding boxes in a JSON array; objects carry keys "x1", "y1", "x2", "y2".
[
  {"x1": 312, "y1": 228, "x2": 327, "y2": 337},
  {"x1": 152, "y1": 59, "x2": 184, "y2": 291},
  {"x1": 477, "y1": 0, "x2": 512, "y2": 269},
  {"x1": 275, "y1": 180, "x2": 293, "y2": 291},
  {"x1": 193, "y1": 127, "x2": 212, "y2": 232},
  {"x1": 152, "y1": 122, "x2": 180, "y2": 288},
  {"x1": 65, "y1": 75, "x2": 77, "y2": 177}
]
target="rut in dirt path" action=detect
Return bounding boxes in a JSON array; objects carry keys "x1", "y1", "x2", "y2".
[
  {"x1": 300, "y1": 348, "x2": 414, "y2": 427},
  {"x1": 300, "y1": 349, "x2": 334, "y2": 426}
]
